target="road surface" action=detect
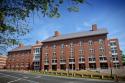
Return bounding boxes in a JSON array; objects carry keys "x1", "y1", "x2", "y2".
[{"x1": 0, "y1": 70, "x2": 121, "y2": 83}]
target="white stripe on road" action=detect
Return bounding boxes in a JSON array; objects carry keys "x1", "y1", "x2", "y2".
[
  {"x1": 7, "y1": 78, "x2": 22, "y2": 83},
  {"x1": 0, "y1": 73, "x2": 39, "y2": 83}
]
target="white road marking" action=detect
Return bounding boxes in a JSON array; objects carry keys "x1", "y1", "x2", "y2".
[
  {"x1": 0, "y1": 73, "x2": 39, "y2": 83},
  {"x1": 7, "y1": 78, "x2": 22, "y2": 83},
  {"x1": 23, "y1": 76, "x2": 28, "y2": 78},
  {"x1": 35, "y1": 76, "x2": 41, "y2": 78}
]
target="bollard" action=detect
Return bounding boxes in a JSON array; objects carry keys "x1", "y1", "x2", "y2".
[
  {"x1": 115, "y1": 75, "x2": 119, "y2": 82},
  {"x1": 101, "y1": 75, "x2": 104, "y2": 79}
]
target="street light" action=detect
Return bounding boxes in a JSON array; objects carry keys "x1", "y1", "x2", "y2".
[{"x1": 109, "y1": 50, "x2": 113, "y2": 79}]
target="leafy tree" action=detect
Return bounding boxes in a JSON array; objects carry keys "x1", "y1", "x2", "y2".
[
  {"x1": 0, "y1": 0, "x2": 86, "y2": 54},
  {"x1": 122, "y1": 54, "x2": 125, "y2": 66}
]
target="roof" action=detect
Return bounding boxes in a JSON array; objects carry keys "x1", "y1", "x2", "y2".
[
  {"x1": 9, "y1": 45, "x2": 32, "y2": 52},
  {"x1": 0, "y1": 55, "x2": 7, "y2": 58},
  {"x1": 42, "y1": 28, "x2": 108, "y2": 42}
]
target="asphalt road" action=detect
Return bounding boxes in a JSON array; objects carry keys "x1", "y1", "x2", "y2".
[{"x1": 0, "y1": 70, "x2": 121, "y2": 83}]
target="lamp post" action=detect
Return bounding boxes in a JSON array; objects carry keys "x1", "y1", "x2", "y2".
[
  {"x1": 110, "y1": 57, "x2": 113, "y2": 78},
  {"x1": 109, "y1": 53, "x2": 113, "y2": 79}
]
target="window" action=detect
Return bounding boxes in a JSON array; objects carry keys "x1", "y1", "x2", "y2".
[
  {"x1": 44, "y1": 56, "x2": 49, "y2": 64},
  {"x1": 111, "y1": 47, "x2": 117, "y2": 53},
  {"x1": 89, "y1": 48, "x2": 94, "y2": 53},
  {"x1": 79, "y1": 48, "x2": 83, "y2": 55},
  {"x1": 52, "y1": 44, "x2": 56, "y2": 49},
  {"x1": 89, "y1": 63, "x2": 96, "y2": 69},
  {"x1": 70, "y1": 42, "x2": 73, "y2": 47},
  {"x1": 99, "y1": 55, "x2": 107, "y2": 61},
  {"x1": 34, "y1": 48, "x2": 40, "y2": 54},
  {"x1": 89, "y1": 55, "x2": 96, "y2": 61},
  {"x1": 79, "y1": 41, "x2": 83, "y2": 46},
  {"x1": 70, "y1": 48, "x2": 74, "y2": 58},
  {"x1": 110, "y1": 42, "x2": 117, "y2": 46},
  {"x1": 88, "y1": 40, "x2": 93, "y2": 45},
  {"x1": 52, "y1": 59, "x2": 57, "y2": 64},
  {"x1": 100, "y1": 63, "x2": 108, "y2": 69},
  {"x1": 99, "y1": 39, "x2": 104, "y2": 45},
  {"x1": 52, "y1": 52, "x2": 56, "y2": 59},
  {"x1": 69, "y1": 58, "x2": 75, "y2": 62},
  {"x1": 61, "y1": 44, "x2": 65, "y2": 49},
  {"x1": 45, "y1": 46, "x2": 48, "y2": 52},
  {"x1": 99, "y1": 46, "x2": 105, "y2": 52},
  {"x1": 35, "y1": 55, "x2": 40, "y2": 59},
  {"x1": 112, "y1": 56, "x2": 118, "y2": 61},
  {"x1": 113, "y1": 63, "x2": 120, "y2": 69},
  {"x1": 60, "y1": 56, "x2": 66, "y2": 63},
  {"x1": 79, "y1": 56, "x2": 85, "y2": 62}
]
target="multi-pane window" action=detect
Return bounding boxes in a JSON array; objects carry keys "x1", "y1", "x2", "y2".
[
  {"x1": 111, "y1": 47, "x2": 117, "y2": 53},
  {"x1": 60, "y1": 50, "x2": 66, "y2": 63},
  {"x1": 89, "y1": 63, "x2": 96, "y2": 69},
  {"x1": 69, "y1": 58, "x2": 75, "y2": 62},
  {"x1": 99, "y1": 39, "x2": 104, "y2": 45},
  {"x1": 89, "y1": 48, "x2": 94, "y2": 53},
  {"x1": 110, "y1": 42, "x2": 117, "y2": 46},
  {"x1": 99, "y1": 46, "x2": 105, "y2": 52},
  {"x1": 79, "y1": 41, "x2": 83, "y2": 46},
  {"x1": 112, "y1": 56, "x2": 118, "y2": 61},
  {"x1": 52, "y1": 52, "x2": 57, "y2": 64},
  {"x1": 52, "y1": 59, "x2": 57, "y2": 64},
  {"x1": 79, "y1": 48, "x2": 83, "y2": 55},
  {"x1": 79, "y1": 56, "x2": 85, "y2": 62},
  {"x1": 52, "y1": 52, "x2": 56, "y2": 59},
  {"x1": 34, "y1": 48, "x2": 40, "y2": 54},
  {"x1": 61, "y1": 44, "x2": 65, "y2": 49},
  {"x1": 113, "y1": 63, "x2": 120, "y2": 69},
  {"x1": 70, "y1": 42, "x2": 73, "y2": 47},
  {"x1": 89, "y1": 55, "x2": 96, "y2": 61},
  {"x1": 45, "y1": 46, "x2": 48, "y2": 52},
  {"x1": 34, "y1": 47, "x2": 41, "y2": 61},
  {"x1": 99, "y1": 55, "x2": 107, "y2": 61},
  {"x1": 100, "y1": 63, "x2": 108, "y2": 69},
  {"x1": 70, "y1": 48, "x2": 74, "y2": 58},
  {"x1": 60, "y1": 55, "x2": 66, "y2": 63},
  {"x1": 88, "y1": 40, "x2": 93, "y2": 46},
  {"x1": 44, "y1": 56, "x2": 49, "y2": 64},
  {"x1": 52, "y1": 44, "x2": 56, "y2": 49}
]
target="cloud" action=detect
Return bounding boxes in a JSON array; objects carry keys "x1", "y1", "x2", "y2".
[{"x1": 83, "y1": 21, "x2": 91, "y2": 27}]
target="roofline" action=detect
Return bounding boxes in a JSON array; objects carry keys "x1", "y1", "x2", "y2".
[
  {"x1": 42, "y1": 33, "x2": 108, "y2": 43},
  {"x1": 8, "y1": 48, "x2": 31, "y2": 53}
]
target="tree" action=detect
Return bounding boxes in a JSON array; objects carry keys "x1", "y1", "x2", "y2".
[
  {"x1": 0, "y1": 0, "x2": 86, "y2": 54},
  {"x1": 122, "y1": 54, "x2": 125, "y2": 66}
]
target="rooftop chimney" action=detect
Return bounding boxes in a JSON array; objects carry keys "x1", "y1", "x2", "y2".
[
  {"x1": 36, "y1": 40, "x2": 41, "y2": 44},
  {"x1": 54, "y1": 31, "x2": 61, "y2": 37},
  {"x1": 19, "y1": 43, "x2": 24, "y2": 48},
  {"x1": 92, "y1": 24, "x2": 97, "y2": 31}
]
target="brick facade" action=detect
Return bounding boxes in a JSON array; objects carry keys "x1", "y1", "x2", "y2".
[
  {"x1": 6, "y1": 24, "x2": 123, "y2": 71},
  {"x1": 0, "y1": 56, "x2": 7, "y2": 69},
  {"x1": 6, "y1": 44, "x2": 32, "y2": 70},
  {"x1": 40, "y1": 25, "x2": 123, "y2": 71}
]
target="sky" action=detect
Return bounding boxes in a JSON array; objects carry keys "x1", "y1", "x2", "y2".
[{"x1": 22, "y1": 0, "x2": 125, "y2": 53}]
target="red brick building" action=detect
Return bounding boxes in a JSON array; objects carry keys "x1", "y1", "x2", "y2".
[
  {"x1": 6, "y1": 44, "x2": 32, "y2": 70},
  {"x1": 108, "y1": 39, "x2": 123, "y2": 68},
  {"x1": 6, "y1": 24, "x2": 123, "y2": 71},
  {"x1": 0, "y1": 56, "x2": 7, "y2": 69},
  {"x1": 41, "y1": 24, "x2": 123, "y2": 71}
]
